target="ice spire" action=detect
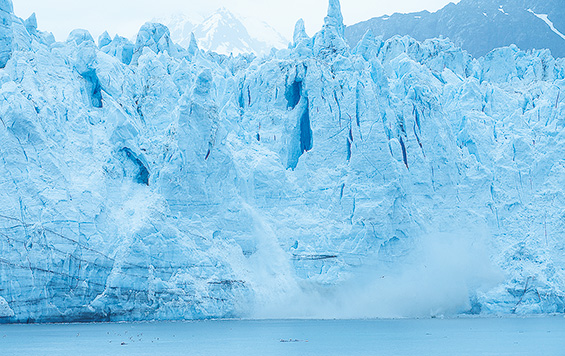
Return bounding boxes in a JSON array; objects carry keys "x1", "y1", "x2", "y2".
[
  {"x1": 24, "y1": 13, "x2": 37, "y2": 34},
  {"x1": 98, "y1": 31, "x2": 111, "y2": 48},
  {"x1": 290, "y1": 19, "x2": 312, "y2": 57},
  {"x1": 188, "y1": 32, "x2": 199, "y2": 57},
  {"x1": 293, "y1": 19, "x2": 309, "y2": 45},
  {"x1": 290, "y1": 18, "x2": 312, "y2": 57},
  {"x1": 353, "y1": 29, "x2": 378, "y2": 61},
  {"x1": 313, "y1": 0, "x2": 349, "y2": 57},
  {"x1": 326, "y1": 0, "x2": 344, "y2": 35},
  {"x1": 292, "y1": 19, "x2": 306, "y2": 44}
]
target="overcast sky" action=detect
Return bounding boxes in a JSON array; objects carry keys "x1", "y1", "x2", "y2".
[{"x1": 13, "y1": 0, "x2": 460, "y2": 42}]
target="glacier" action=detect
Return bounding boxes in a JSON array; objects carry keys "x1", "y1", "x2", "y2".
[{"x1": 0, "y1": 0, "x2": 565, "y2": 323}]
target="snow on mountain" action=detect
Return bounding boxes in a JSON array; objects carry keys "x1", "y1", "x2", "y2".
[
  {"x1": 239, "y1": 15, "x2": 289, "y2": 53},
  {"x1": 157, "y1": 8, "x2": 288, "y2": 56},
  {"x1": 1, "y1": 0, "x2": 565, "y2": 323},
  {"x1": 346, "y1": 0, "x2": 565, "y2": 58},
  {"x1": 528, "y1": 9, "x2": 565, "y2": 41},
  {"x1": 158, "y1": 13, "x2": 203, "y2": 49}
]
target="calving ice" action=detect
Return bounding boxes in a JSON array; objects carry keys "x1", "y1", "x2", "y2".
[{"x1": 0, "y1": 0, "x2": 564, "y2": 323}]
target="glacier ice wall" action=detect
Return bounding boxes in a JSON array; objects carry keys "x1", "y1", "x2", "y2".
[{"x1": 0, "y1": 0, "x2": 565, "y2": 322}]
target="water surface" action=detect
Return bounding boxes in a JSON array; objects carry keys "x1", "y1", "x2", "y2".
[{"x1": 1, "y1": 317, "x2": 563, "y2": 355}]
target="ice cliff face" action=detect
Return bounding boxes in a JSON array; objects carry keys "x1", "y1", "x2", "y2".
[
  {"x1": 0, "y1": 0, "x2": 565, "y2": 322},
  {"x1": 0, "y1": 0, "x2": 13, "y2": 67}
]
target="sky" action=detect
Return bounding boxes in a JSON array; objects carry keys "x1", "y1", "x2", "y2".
[{"x1": 13, "y1": 0, "x2": 460, "y2": 42}]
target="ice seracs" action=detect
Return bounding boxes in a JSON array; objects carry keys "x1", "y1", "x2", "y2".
[
  {"x1": 100, "y1": 34, "x2": 134, "y2": 65},
  {"x1": 67, "y1": 29, "x2": 95, "y2": 45},
  {"x1": 292, "y1": 19, "x2": 309, "y2": 46},
  {"x1": 313, "y1": 0, "x2": 349, "y2": 56},
  {"x1": 133, "y1": 22, "x2": 178, "y2": 64},
  {"x1": 352, "y1": 29, "x2": 380, "y2": 61},
  {"x1": 98, "y1": 31, "x2": 111, "y2": 48},
  {"x1": 327, "y1": 0, "x2": 344, "y2": 34},
  {"x1": 24, "y1": 13, "x2": 37, "y2": 34},
  {"x1": 0, "y1": 0, "x2": 13, "y2": 68},
  {"x1": 290, "y1": 19, "x2": 311, "y2": 57},
  {"x1": 187, "y1": 32, "x2": 199, "y2": 57}
]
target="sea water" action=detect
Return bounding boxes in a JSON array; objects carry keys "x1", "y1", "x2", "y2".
[{"x1": 1, "y1": 317, "x2": 563, "y2": 355}]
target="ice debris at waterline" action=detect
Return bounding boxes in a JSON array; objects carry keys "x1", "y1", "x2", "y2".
[{"x1": 0, "y1": 0, "x2": 564, "y2": 323}]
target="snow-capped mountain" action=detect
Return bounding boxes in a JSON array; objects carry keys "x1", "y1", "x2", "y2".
[
  {"x1": 346, "y1": 0, "x2": 565, "y2": 58},
  {"x1": 158, "y1": 13, "x2": 202, "y2": 49},
  {"x1": 1, "y1": 0, "x2": 565, "y2": 323},
  {"x1": 157, "y1": 8, "x2": 288, "y2": 55}
]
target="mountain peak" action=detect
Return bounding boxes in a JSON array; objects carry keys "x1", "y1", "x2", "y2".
[
  {"x1": 207, "y1": 7, "x2": 238, "y2": 23},
  {"x1": 159, "y1": 8, "x2": 288, "y2": 55},
  {"x1": 216, "y1": 7, "x2": 234, "y2": 16},
  {"x1": 345, "y1": 0, "x2": 565, "y2": 57}
]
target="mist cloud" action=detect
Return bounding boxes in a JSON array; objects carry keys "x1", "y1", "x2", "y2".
[{"x1": 253, "y1": 229, "x2": 503, "y2": 319}]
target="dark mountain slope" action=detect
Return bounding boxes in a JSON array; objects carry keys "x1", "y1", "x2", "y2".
[{"x1": 346, "y1": 0, "x2": 565, "y2": 57}]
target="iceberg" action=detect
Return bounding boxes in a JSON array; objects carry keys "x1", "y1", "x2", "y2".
[{"x1": 0, "y1": 0, "x2": 564, "y2": 323}]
